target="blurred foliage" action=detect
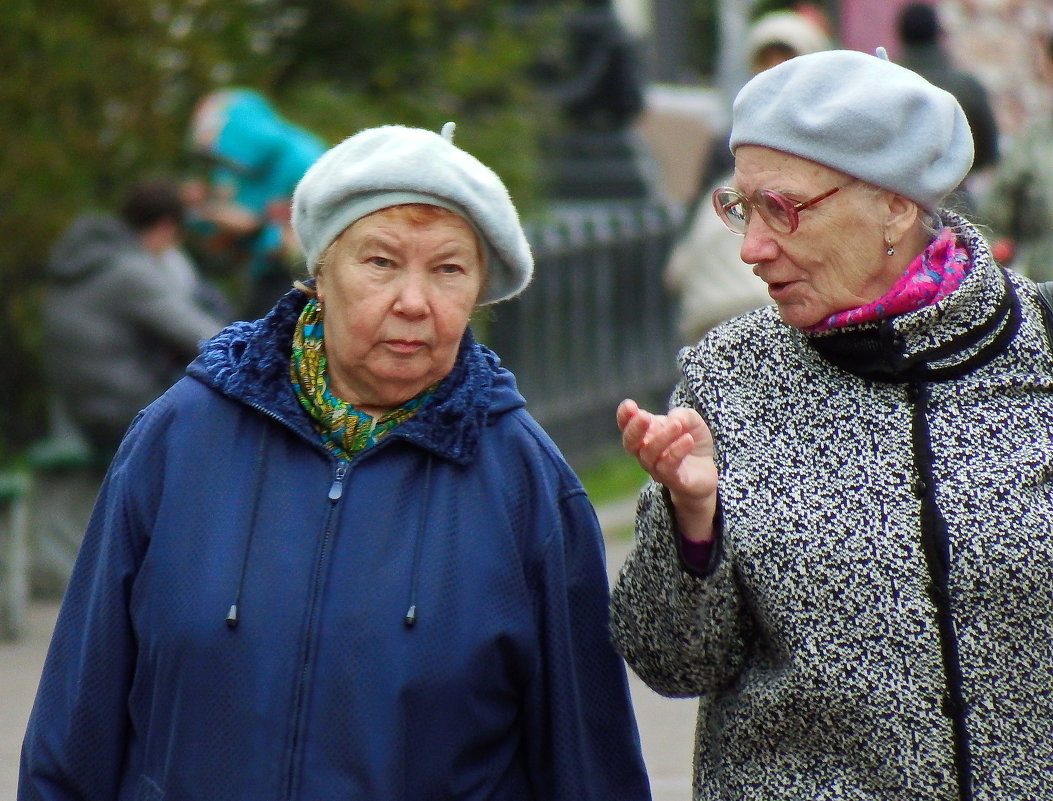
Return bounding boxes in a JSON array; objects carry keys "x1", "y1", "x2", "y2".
[
  {"x1": 751, "y1": 0, "x2": 798, "y2": 18},
  {"x1": 685, "y1": 0, "x2": 720, "y2": 79},
  {"x1": 0, "y1": 0, "x2": 568, "y2": 465}
]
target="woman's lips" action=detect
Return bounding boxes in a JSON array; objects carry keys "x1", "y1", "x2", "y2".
[
  {"x1": 766, "y1": 280, "x2": 796, "y2": 300},
  {"x1": 385, "y1": 339, "x2": 426, "y2": 354}
]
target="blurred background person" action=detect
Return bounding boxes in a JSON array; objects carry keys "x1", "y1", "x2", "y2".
[
  {"x1": 41, "y1": 178, "x2": 230, "y2": 464},
  {"x1": 694, "y1": 8, "x2": 833, "y2": 200},
  {"x1": 665, "y1": 9, "x2": 830, "y2": 344},
  {"x1": 186, "y1": 87, "x2": 326, "y2": 319},
  {"x1": 895, "y1": 1, "x2": 1000, "y2": 216},
  {"x1": 978, "y1": 32, "x2": 1053, "y2": 281}
]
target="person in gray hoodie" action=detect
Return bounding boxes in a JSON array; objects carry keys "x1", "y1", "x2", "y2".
[{"x1": 42, "y1": 179, "x2": 229, "y2": 460}]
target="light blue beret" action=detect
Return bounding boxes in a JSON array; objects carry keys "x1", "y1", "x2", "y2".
[
  {"x1": 729, "y1": 48, "x2": 974, "y2": 213},
  {"x1": 291, "y1": 122, "x2": 533, "y2": 305}
]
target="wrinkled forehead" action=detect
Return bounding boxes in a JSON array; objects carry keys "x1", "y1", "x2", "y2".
[{"x1": 732, "y1": 145, "x2": 853, "y2": 192}]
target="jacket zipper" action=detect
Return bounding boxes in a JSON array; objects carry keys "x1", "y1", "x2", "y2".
[{"x1": 282, "y1": 459, "x2": 347, "y2": 799}]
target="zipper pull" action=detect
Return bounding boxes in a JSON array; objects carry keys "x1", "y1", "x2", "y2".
[{"x1": 328, "y1": 462, "x2": 348, "y2": 501}]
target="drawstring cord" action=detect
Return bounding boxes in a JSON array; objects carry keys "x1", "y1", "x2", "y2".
[
  {"x1": 225, "y1": 429, "x2": 270, "y2": 628},
  {"x1": 403, "y1": 456, "x2": 432, "y2": 628}
]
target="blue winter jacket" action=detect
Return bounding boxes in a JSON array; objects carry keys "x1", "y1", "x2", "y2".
[{"x1": 19, "y1": 287, "x2": 652, "y2": 801}]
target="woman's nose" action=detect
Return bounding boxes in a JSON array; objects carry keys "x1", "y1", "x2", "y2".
[
  {"x1": 738, "y1": 218, "x2": 779, "y2": 265},
  {"x1": 393, "y1": 271, "x2": 429, "y2": 316}
]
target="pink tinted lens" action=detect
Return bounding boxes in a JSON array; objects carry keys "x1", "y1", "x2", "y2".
[{"x1": 756, "y1": 190, "x2": 797, "y2": 233}]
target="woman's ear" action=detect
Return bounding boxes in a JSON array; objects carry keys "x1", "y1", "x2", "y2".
[
  {"x1": 313, "y1": 255, "x2": 328, "y2": 303},
  {"x1": 885, "y1": 192, "x2": 921, "y2": 245}
]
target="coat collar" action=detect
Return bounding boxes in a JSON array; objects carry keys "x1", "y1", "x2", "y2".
[
  {"x1": 807, "y1": 212, "x2": 1020, "y2": 383},
  {"x1": 188, "y1": 286, "x2": 521, "y2": 465}
]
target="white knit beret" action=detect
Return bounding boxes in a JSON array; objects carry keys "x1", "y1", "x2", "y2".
[
  {"x1": 291, "y1": 122, "x2": 533, "y2": 305},
  {"x1": 729, "y1": 48, "x2": 974, "y2": 213}
]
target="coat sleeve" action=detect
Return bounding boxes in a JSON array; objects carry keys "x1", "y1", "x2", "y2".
[
  {"x1": 113, "y1": 250, "x2": 226, "y2": 356},
  {"x1": 609, "y1": 378, "x2": 753, "y2": 699},
  {"x1": 523, "y1": 481, "x2": 652, "y2": 801},
  {"x1": 18, "y1": 418, "x2": 155, "y2": 801}
]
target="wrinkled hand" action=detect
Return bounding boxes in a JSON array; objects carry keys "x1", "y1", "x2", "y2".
[{"x1": 617, "y1": 399, "x2": 718, "y2": 542}]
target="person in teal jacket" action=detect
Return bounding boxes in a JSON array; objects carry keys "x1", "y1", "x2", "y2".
[
  {"x1": 186, "y1": 87, "x2": 326, "y2": 318},
  {"x1": 19, "y1": 122, "x2": 652, "y2": 801}
]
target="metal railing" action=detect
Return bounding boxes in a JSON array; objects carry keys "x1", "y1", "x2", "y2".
[{"x1": 485, "y1": 200, "x2": 684, "y2": 468}]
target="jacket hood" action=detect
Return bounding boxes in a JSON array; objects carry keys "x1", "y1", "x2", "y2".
[
  {"x1": 189, "y1": 89, "x2": 283, "y2": 173},
  {"x1": 189, "y1": 89, "x2": 324, "y2": 176},
  {"x1": 47, "y1": 213, "x2": 137, "y2": 281},
  {"x1": 187, "y1": 286, "x2": 526, "y2": 465},
  {"x1": 187, "y1": 89, "x2": 326, "y2": 221}
]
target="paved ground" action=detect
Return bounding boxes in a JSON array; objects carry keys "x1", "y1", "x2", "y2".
[
  {"x1": 1, "y1": 500, "x2": 697, "y2": 800},
  {"x1": 0, "y1": 600, "x2": 57, "y2": 801}
]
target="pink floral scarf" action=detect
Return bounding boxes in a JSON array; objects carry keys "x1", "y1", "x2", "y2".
[{"x1": 808, "y1": 228, "x2": 970, "y2": 332}]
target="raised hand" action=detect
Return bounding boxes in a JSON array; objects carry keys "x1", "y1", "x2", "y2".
[{"x1": 616, "y1": 399, "x2": 718, "y2": 543}]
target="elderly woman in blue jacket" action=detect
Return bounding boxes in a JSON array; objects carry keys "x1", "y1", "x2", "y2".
[{"x1": 20, "y1": 123, "x2": 652, "y2": 801}]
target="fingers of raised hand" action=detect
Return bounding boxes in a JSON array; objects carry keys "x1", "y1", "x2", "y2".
[
  {"x1": 626, "y1": 415, "x2": 687, "y2": 475},
  {"x1": 647, "y1": 429, "x2": 700, "y2": 487},
  {"x1": 615, "y1": 398, "x2": 641, "y2": 433},
  {"x1": 666, "y1": 407, "x2": 712, "y2": 455}
]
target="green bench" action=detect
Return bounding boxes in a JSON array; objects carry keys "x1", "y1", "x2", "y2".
[
  {"x1": 23, "y1": 434, "x2": 103, "y2": 602},
  {"x1": 0, "y1": 469, "x2": 30, "y2": 640}
]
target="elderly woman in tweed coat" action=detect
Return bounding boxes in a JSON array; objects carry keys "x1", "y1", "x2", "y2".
[{"x1": 612, "y1": 47, "x2": 1053, "y2": 801}]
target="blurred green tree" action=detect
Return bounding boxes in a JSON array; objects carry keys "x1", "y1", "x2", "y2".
[
  {"x1": 0, "y1": 0, "x2": 554, "y2": 465},
  {"x1": 686, "y1": 0, "x2": 720, "y2": 80}
]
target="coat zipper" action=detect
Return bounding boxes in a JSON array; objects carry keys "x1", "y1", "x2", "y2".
[{"x1": 282, "y1": 459, "x2": 347, "y2": 799}]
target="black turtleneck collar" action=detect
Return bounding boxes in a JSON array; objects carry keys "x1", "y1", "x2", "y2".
[{"x1": 806, "y1": 215, "x2": 1020, "y2": 383}]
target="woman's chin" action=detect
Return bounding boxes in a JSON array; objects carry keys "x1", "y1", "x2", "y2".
[{"x1": 775, "y1": 302, "x2": 823, "y2": 330}]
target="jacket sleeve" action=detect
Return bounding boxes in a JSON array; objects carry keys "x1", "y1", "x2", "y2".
[
  {"x1": 18, "y1": 419, "x2": 154, "y2": 801},
  {"x1": 113, "y1": 250, "x2": 226, "y2": 356},
  {"x1": 609, "y1": 378, "x2": 753, "y2": 699},
  {"x1": 523, "y1": 482, "x2": 652, "y2": 801}
]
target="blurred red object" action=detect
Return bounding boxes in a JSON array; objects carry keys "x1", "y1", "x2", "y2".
[{"x1": 991, "y1": 238, "x2": 1015, "y2": 265}]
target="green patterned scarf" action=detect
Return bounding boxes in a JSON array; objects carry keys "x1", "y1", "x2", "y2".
[{"x1": 290, "y1": 297, "x2": 434, "y2": 459}]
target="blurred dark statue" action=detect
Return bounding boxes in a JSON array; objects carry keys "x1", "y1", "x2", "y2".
[
  {"x1": 544, "y1": 4, "x2": 645, "y2": 132},
  {"x1": 529, "y1": 1, "x2": 651, "y2": 200}
]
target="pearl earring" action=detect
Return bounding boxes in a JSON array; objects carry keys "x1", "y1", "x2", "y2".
[{"x1": 885, "y1": 238, "x2": 895, "y2": 257}]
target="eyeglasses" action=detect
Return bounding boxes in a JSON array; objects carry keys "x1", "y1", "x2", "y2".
[{"x1": 711, "y1": 184, "x2": 845, "y2": 235}]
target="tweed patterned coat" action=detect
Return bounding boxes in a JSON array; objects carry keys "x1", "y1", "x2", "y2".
[{"x1": 610, "y1": 212, "x2": 1053, "y2": 800}]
